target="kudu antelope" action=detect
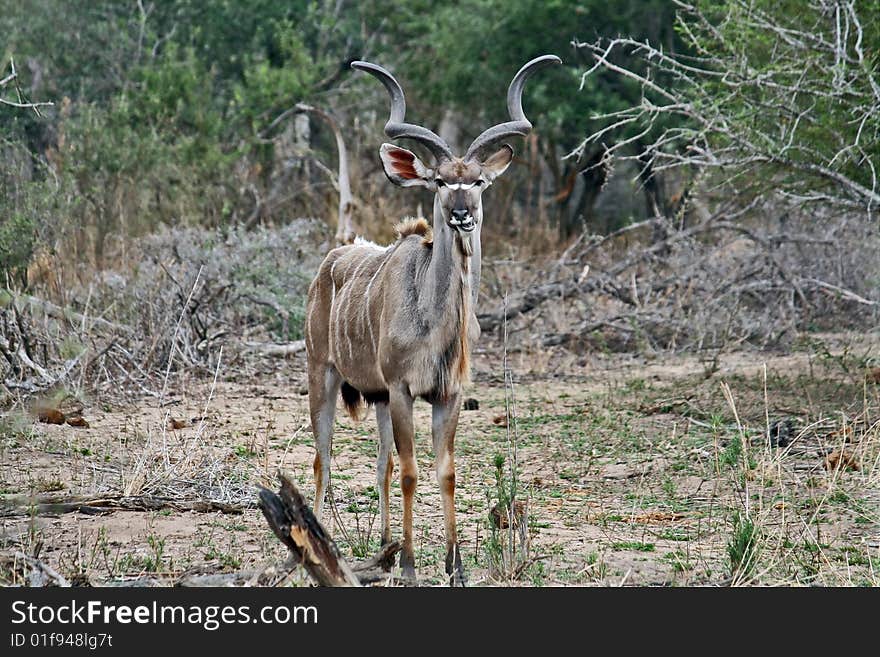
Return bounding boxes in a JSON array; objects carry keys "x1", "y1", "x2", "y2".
[{"x1": 305, "y1": 55, "x2": 560, "y2": 584}]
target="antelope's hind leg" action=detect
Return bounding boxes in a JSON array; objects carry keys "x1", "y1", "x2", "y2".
[
  {"x1": 309, "y1": 364, "x2": 342, "y2": 521},
  {"x1": 375, "y1": 401, "x2": 395, "y2": 546},
  {"x1": 432, "y1": 393, "x2": 465, "y2": 586}
]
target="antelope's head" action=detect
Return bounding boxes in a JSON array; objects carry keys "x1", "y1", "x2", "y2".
[{"x1": 352, "y1": 56, "x2": 560, "y2": 255}]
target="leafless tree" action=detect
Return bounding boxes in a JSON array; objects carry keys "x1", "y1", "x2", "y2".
[
  {"x1": 569, "y1": 0, "x2": 879, "y2": 216},
  {"x1": 0, "y1": 58, "x2": 53, "y2": 114}
]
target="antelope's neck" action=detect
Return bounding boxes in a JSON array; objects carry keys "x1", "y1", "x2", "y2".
[{"x1": 421, "y1": 199, "x2": 480, "y2": 321}]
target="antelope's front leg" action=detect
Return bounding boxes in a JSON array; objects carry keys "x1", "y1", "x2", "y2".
[
  {"x1": 389, "y1": 386, "x2": 418, "y2": 582},
  {"x1": 432, "y1": 393, "x2": 465, "y2": 586}
]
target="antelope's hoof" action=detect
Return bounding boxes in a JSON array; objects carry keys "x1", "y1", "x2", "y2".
[
  {"x1": 399, "y1": 552, "x2": 417, "y2": 586},
  {"x1": 448, "y1": 566, "x2": 467, "y2": 587},
  {"x1": 445, "y1": 545, "x2": 466, "y2": 587}
]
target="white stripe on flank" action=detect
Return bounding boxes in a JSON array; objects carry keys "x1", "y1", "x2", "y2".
[
  {"x1": 329, "y1": 261, "x2": 340, "y2": 362},
  {"x1": 306, "y1": 301, "x2": 315, "y2": 354},
  {"x1": 345, "y1": 257, "x2": 370, "y2": 361},
  {"x1": 329, "y1": 261, "x2": 338, "y2": 306},
  {"x1": 358, "y1": 260, "x2": 375, "y2": 343},
  {"x1": 364, "y1": 255, "x2": 388, "y2": 349},
  {"x1": 354, "y1": 257, "x2": 372, "y2": 330}
]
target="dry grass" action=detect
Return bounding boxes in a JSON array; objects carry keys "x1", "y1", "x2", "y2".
[
  {"x1": 2, "y1": 208, "x2": 878, "y2": 587},
  {"x1": 2, "y1": 332, "x2": 878, "y2": 586}
]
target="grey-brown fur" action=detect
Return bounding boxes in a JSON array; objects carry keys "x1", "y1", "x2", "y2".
[
  {"x1": 304, "y1": 56, "x2": 559, "y2": 585},
  {"x1": 306, "y1": 216, "x2": 475, "y2": 405}
]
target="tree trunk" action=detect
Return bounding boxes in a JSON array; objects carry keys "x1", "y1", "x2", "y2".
[
  {"x1": 294, "y1": 104, "x2": 356, "y2": 245},
  {"x1": 556, "y1": 148, "x2": 608, "y2": 238}
]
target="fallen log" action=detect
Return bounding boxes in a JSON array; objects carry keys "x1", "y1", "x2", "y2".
[
  {"x1": 240, "y1": 340, "x2": 307, "y2": 357},
  {"x1": 258, "y1": 472, "x2": 400, "y2": 587},
  {"x1": 259, "y1": 473, "x2": 360, "y2": 586},
  {"x1": 0, "y1": 493, "x2": 247, "y2": 517},
  {"x1": 5, "y1": 290, "x2": 133, "y2": 335}
]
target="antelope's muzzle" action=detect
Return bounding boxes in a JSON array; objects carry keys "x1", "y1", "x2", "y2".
[{"x1": 449, "y1": 208, "x2": 475, "y2": 232}]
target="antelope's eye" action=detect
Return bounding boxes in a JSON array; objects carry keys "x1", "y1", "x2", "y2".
[
  {"x1": 475, "y1": 179, "x2": 485, "y2": 186},
  {"x1": 435, "y1": 179, "x2": 445, "y2": 187}
]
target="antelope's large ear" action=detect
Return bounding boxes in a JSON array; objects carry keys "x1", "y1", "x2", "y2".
[
  {"x1": 481, "y1": 144, "x2": 514, "y2": 182},
  {"x1": 379, "y1": 143, "x2": 434, "y2": 188}
]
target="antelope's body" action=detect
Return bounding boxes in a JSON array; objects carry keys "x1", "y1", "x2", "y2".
[
  {"x1": 305, "y1": 55, "x2": 559, "y2": 584},
  {"x1": 308, "y1": 219, "x2": 476, "y2": 406}
]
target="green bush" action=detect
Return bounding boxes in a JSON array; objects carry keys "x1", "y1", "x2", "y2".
[{"x1": 0, "y1": 213, "x2": 35, "y2": 284}]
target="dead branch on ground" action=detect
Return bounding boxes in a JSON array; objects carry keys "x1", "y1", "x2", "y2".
[
  {"x1": 239, "y1": 339, "x2": 306, "y2": 357},
  {"x1": 4, "y1": 551, "x2": 71, "y2": 587},
  {"x1": 258, "y1": 472, "x2": 400, "y2": 586}
]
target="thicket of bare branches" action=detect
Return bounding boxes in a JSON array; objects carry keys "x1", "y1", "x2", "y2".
[
  {"x1": 0, "y1": 220, "x2": 326, "y2": 399},
  {"x1": 481, "y1": 196, "x2": 879, "y2": 356},
  {"x1": 570, "y1": 0, "x2": 879, "y2": 216},
  {"x1": 476, "y1": 0, "x2": 880, "y2": 354},
  {"x1": 0, "y1": 58, "x2": 53, "y2": 113}
]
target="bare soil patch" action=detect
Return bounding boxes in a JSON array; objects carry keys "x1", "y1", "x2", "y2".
[{"x1": 2, "y1": 333, "x2": 879, "y2": 586}]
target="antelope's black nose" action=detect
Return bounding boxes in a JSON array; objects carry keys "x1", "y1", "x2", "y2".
[{"x1": 449, "y1": 208, "x2": 475, "y2": 232}]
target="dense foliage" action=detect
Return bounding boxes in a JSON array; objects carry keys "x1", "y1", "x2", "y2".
[
  {"x1": 1, "y1": 1, "x2": 877, "y2": 280},
  {"x1": 0, "y1": 0, "x2": 686, "y2": 275}
]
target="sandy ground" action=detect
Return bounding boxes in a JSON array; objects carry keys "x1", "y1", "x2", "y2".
[{"x1": 2, "y1": 333, "x2": 879, "y2": 586}]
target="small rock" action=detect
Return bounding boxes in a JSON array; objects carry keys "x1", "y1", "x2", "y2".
[
  {"x1": 824, "y1": 449, "x2": 859, "y2": 472},
  {"x1": 768, "y1": 418, "x2": 794, "y2": 447},
  {"x1": 827, "y1": 425, "x2": 854, "y2": 442},
  {"x1": 167, "y1": 417, "x2": 188, "y2": 430},
  {"x1": 490, "y1": 500, "x2": 526, "y2": 529},
  {"x1": 36, "y1": 408, "x2": 65, "y2": 425},
  {"x1": 57, "y1": 394, "x2": 85, "y2": 417},
  {"x1": 462, "y1": 398, "x2": 479, "y2": 411}
]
